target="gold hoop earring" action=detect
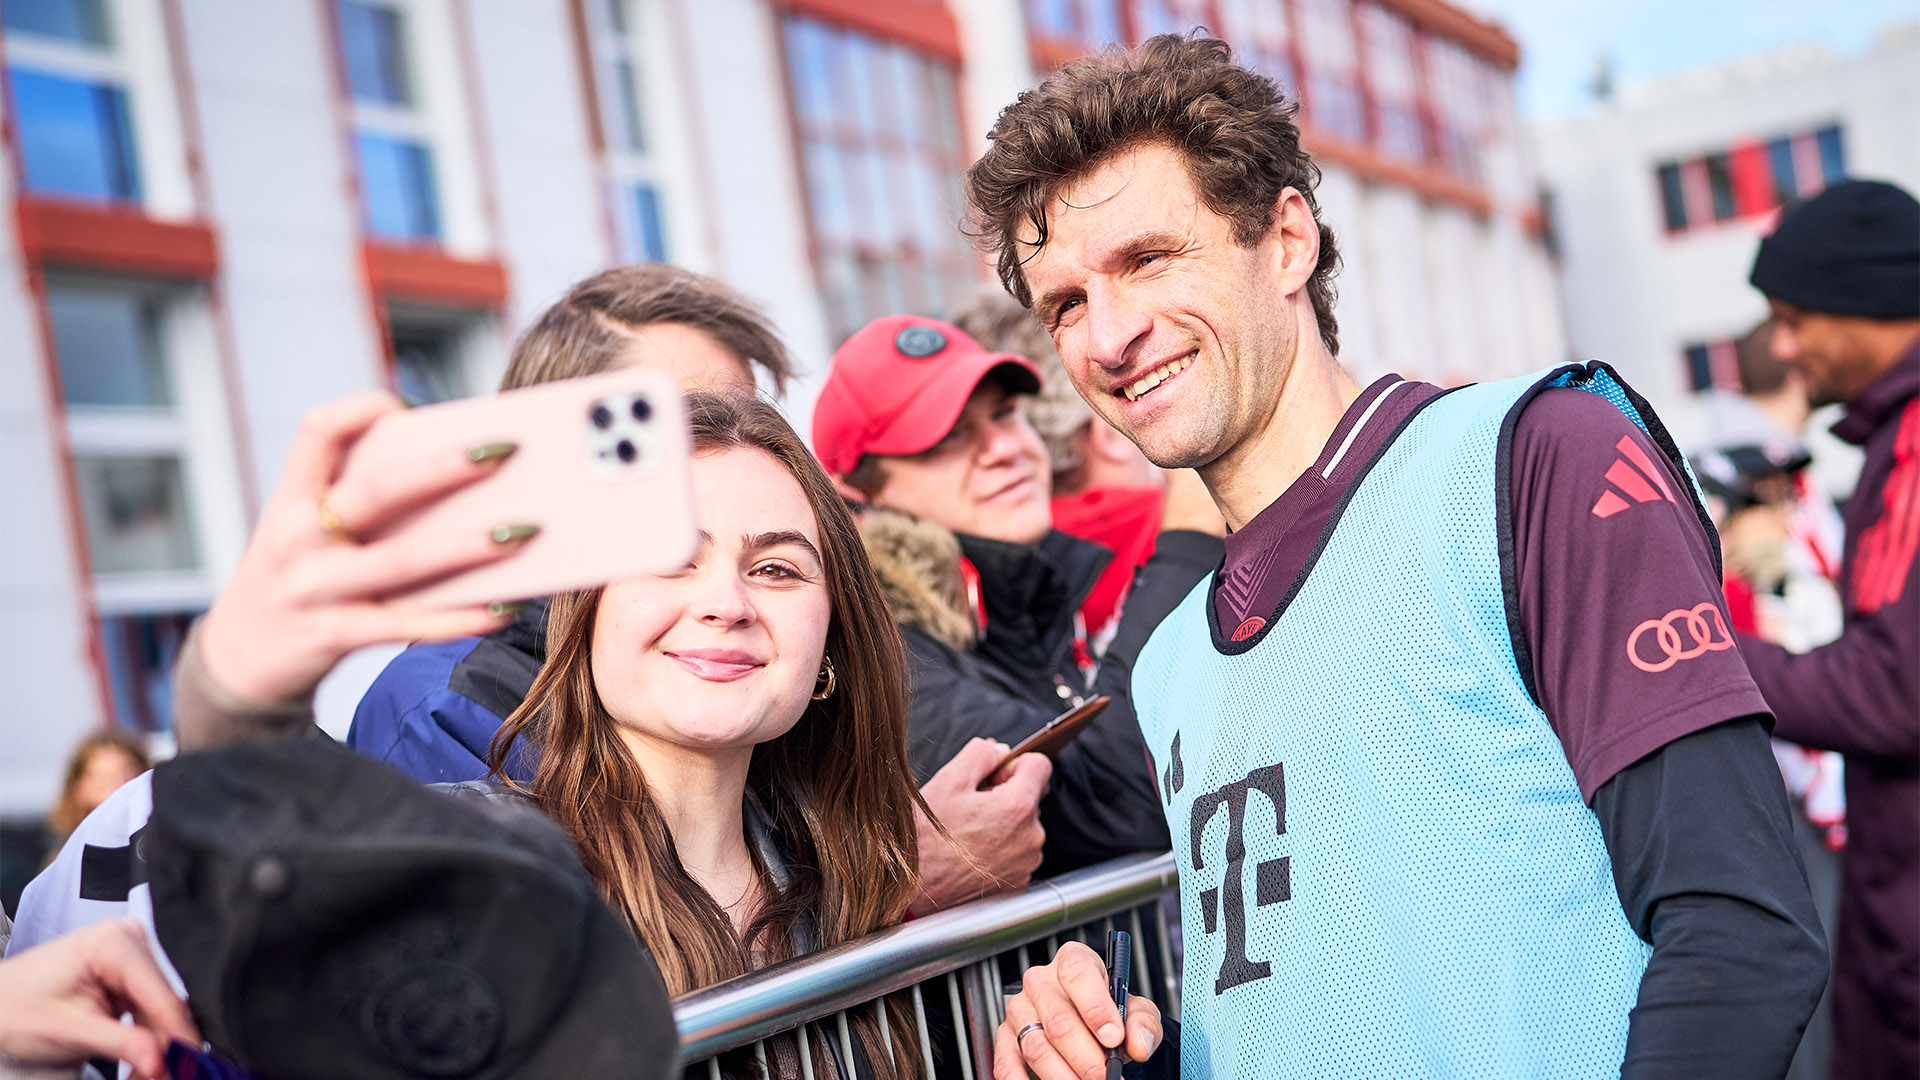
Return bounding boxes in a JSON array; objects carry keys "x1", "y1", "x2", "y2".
[{"x1": 812, "y1": 654, "x2": 837, "y2": 700}]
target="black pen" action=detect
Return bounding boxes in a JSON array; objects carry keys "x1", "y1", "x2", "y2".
[{"x1": 1105, "y1": 929, "x2": 1132, "y2": 1080}]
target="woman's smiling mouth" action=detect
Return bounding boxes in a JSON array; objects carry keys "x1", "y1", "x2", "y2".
[{"x1": 665, "y1": 648, "x2": 765, "y2": 681}]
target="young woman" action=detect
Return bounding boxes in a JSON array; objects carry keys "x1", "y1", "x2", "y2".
[{"x1": 490, "y1": 392, "x2": 927, "y2": 1072}]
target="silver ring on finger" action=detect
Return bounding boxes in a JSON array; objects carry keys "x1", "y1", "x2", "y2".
[{"x1": 1015, "y1": 1022, "x2": 1045, "y2": 1044}]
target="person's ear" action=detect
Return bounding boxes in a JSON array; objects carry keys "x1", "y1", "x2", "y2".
[
  {"x1": 1264, "y1": 186, "x2": 1322, "y2": 298},
  {"x1": 832, "y1": 474, "x2": 872, "y2": 504}
]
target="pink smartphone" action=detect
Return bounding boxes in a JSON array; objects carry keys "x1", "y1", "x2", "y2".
[{"x1": 344, "y1": 368, "x2": 697, "y2": 611}]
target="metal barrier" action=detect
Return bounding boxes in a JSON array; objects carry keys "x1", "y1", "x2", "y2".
[{"x1": 673, "y1": 851, "x2": 1181, "y2": 1079}]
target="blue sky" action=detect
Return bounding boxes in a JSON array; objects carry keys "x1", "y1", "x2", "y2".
[{"x1": 1451, "y1": 0, "x2": 1918, "y2": 119}]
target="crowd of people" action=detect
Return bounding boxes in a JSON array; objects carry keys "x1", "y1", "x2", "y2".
[{"x1": 2, "y1": 31, "x2": 1915, "y2": 1080}]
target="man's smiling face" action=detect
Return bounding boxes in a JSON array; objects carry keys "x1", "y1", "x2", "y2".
[{"x1": 1023, "y1": 140, "x2": 1307, "y2": 472}]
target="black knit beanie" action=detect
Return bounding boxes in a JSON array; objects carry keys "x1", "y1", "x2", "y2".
[{"x1": 1750, "y1": 179, "x2": 1920, "y2": 319}]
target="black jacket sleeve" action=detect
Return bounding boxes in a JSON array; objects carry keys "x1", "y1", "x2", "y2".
[
  {"x1": 901, "y1": 531, "x2": 1219, "y2": 876},
  {"x1": 1591, "y1": 716, "x2": 1829, "y2": 1079}
]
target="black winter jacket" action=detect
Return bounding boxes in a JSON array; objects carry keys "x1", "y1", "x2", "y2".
[{"x1": 863, "y1": 514, "x2": 1221, "y2": 878}]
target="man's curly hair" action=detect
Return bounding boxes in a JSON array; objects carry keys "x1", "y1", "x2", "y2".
[{"x1": 963, "y1": 33, "x2": 1342, "y2": 355}]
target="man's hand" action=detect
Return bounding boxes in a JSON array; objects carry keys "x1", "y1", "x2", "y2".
[
  {"x1": 914, "y1": 738, "x2": 1050, "y2": 912},
  {"x1": 994, "y1": 940, "x2": 1161, "y2": 1080},
  {"x1": 0, "y1": 918, "x2": 201, "y2": 1079}
]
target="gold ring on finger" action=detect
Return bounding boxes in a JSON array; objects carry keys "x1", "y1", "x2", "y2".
[{"x1": 316, "y1": 491, "x2": 361, "y2": 543}]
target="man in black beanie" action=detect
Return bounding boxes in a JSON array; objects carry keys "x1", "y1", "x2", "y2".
[{"x1": 1744, "y1": 177, "x2": 1919, "y2": 1078}]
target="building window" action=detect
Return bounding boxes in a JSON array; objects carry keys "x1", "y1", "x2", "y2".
[
  {"x1": 1216, "y1": 0, "x2": 1295, "y2": 90},
  {"x1": 387, "y1": 305, "x2": 491, "y2": 405},
  {"x1": 1683, "y1": 337, "x2": 1741, "y2": 393},
  {"x1": 3, "y1": 0, "x2": 141, "y2": 202},
  {"x1": 1656, "y1": 123, "x2": 1846, "y2": 234},
  {"x1": 1423, "y1": 36, "x2": 1487, "y2": 183},
  {"x1": 1356, "y1": 2, "x2": 1421, "y2": 162},
  {"x1": 1295, "y1": 0, "x2": 1365, "y2": 143},
  {"x1": 784, "y1": 14, "x2": 975, "y2": 341},
  {"x1": 583, "y1": 0, "x2": 670, "y2": 263},
  {"x1": 1129, "y1": 0, "x2": 1215, "y2": 39},
  {"x1": 337, "y1": 0, "x2": 441, "y2": 242},
  {"x1": 47, "y1": 279, "x2": 219, "y2": 732},
  {"x1": 1022, "y1": 0, "x2": 1125, "y2": 55}
]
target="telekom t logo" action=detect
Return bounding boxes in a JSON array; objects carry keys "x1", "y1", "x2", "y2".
[
  {"x1": 1591, "y1": 434, "x2": 1678, "y2": 518},
  {"x1": 1189, "y1": 763, "x2": 1290, "y2": 995}
]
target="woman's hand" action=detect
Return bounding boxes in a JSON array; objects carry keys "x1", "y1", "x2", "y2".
[
  {"x1": 0, "y1": 918, "x2": 200, "y2": 1079},
  {"x1": 993, "y1": 940, "x2": 1162, "y2": 1080},
  {"x1": 196, "y1": 391, "x2": 524, "y2": 705}
]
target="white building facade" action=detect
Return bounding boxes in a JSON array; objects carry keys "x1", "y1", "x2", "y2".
[
  {"x1": 1534, "y1": 24, "x2": 1920, "y2": 451},
  {"x1": 1, "y1": 0, "x2": 1558, "y2": 818}
]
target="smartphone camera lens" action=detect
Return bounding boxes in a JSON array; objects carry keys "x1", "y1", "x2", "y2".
[
  {"x1": 590, "y1": 404, "x2": 614, "y2": 430},
  {"x1": 630, "y1": 397, "x2": 652, "y2": 422},
  {"x1": 616, "y1": 439, "x2": 637, "y2": 463}
]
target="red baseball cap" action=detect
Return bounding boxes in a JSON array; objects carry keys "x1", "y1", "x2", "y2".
[{"x1": 812, "y1": 314, "x2": 1042, "y2": 476}]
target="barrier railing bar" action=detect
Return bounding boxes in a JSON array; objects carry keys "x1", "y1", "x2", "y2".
[
  {"x1": 673, "y1": 852, "x2": 1177, "y2": 1060},
  {"x1": 911, "y1": 981, "x2": 935, "y2": 1078},
  {"x1": 946, "y1": 972, "x2": 974, "y2": 1080}
]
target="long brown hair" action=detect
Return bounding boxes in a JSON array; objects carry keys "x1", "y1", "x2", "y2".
[{"x1": 490, "y1": 393, "x2": 924, "y2": 1075}]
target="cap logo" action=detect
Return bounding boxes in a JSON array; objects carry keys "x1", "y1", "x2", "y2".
[{"x1": 895, "y1": 325, "x2": 946, "y2": 358}]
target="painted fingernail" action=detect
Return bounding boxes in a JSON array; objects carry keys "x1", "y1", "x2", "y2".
[
  {"x1": 490, "y1": 523, "x2": 540, "y2": 545},
  {"x1": 1098, "y1": 1023, "x2": 1122, "y2": 1046},
  {"x1": 486, "y1": 600, "x2": 525, "y2": 618},
  {"x1": 467, "y1": 441, "x2": 518, "y2": 466}
]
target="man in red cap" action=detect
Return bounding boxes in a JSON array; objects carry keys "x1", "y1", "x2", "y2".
[{"x1": 815, "y1": 314, "x2": 1224, "y2": 878}]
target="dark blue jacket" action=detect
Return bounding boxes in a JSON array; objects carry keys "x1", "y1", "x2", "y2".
[{"x1": 346, "y1": 599, "x2": 547, "y2": 783}]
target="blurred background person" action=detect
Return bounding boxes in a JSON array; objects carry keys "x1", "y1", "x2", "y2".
[
  {"x1": 46, "y1": 733, "x2": 149, "y2": 857},
  {"x1": 1738, "y1": 178, "x2": 1919, "y2": 1079},
  {"x1": 949, "y1": 290, "x2": 1162, "y2": 653},
  {"x1": 816, "y1": 314, "x2": 1224, "y2": 880}
]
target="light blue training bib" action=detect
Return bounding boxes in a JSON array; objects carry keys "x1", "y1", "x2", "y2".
[{"x1": 1134, "y1": 367, "x2": 1669, "y2": 1079}]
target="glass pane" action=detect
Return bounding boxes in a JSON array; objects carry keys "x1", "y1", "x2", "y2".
[
  {"x1": 7, "y1": 68, "x2": 141, "y2": 202},
  {"x1": 1685, "y1": 344, "x2": 1712, "y2": 393},
  {"x1": 805, "y1": 142, "x2": 851, "y2": 242},
  {"x1": 357, "y1": 131, "x2": 440, "y2": 241},
  {"x1": 338, "y1": 0, "x2": 411, "y2": 106},
  {"x1": 1766, "y1": 138, "x2": 1797, "y2": 208},
  {"x1": 786, "y1": 16, "x2": 834, "y2": 129},
  {"x1": 3, "y1": 0, "x2": 110, "y2": 45},
  {"x1": 47, "y1": 287, "x2": 170, "y2": 407},
  {"x1": 101, "y1": 611, "x2": 198, "y2": 732},
  {"x1": 391, "y1": 323, "x2": 465, "y2": 405},
  {"x1": 1704, "y1": 153, "x2": 1735, "y2": 220},
  {"x1": 1815, "y1": 127, "x2": 1845, "y2": 184},
  {"x1": 628, "y1": 181, "x2": 667, "y2": 263},
  {"x1": 1657, "y1": 163, "x2": 1687, "y2": 231},
  {"x1": 603, "y1": 0, "x2": 630, "y2": 35},
  {"x1": 612, "y1": 58, "x2": 647, "y2": 152},
  {"x1": 73, "y1": 454, "x2": 200, "y2": 575}
]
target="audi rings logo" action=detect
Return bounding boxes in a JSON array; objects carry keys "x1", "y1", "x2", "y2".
[{"x1": 1626, "y1": 602, "x2": 1734, "y2": 673}]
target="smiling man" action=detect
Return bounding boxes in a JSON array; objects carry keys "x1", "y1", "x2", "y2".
[
  {"x1": 814, "y1": 314, "x2": 1224, "y2": 881},
  {"x1": 967, "y1": 35, "x2": 1828, "y2": 1080}
]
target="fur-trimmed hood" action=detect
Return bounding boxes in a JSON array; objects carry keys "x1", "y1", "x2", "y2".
[{"x1": 856, "y1": 507, "x2": 979, "y2": 652}]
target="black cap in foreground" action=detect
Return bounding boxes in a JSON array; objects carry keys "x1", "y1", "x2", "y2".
[
  {"x1": 1750, "y1": 179, "x2": 1920, "y2": 320},
  {"x1": 145, "y1": 737, "x2": 678, "y2": 1080}
]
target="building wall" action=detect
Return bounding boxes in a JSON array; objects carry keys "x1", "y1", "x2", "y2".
[
  {"x1": 1535, "y1": 23, "x2": 1920, "y2": 452},
  {"x1": 1, "y1": 0, "x2": 1560, "y2": 816}
]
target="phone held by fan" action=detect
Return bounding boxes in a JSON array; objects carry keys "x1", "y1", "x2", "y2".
[
  {"x1": 336, "y1": 368, "x2": 698, "y2": 611},
  {"x1": 981, "y1": 695, "x2": 1112, "y2": 790}
]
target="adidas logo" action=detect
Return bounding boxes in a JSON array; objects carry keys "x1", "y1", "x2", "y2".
[{"x1": 1591, "y1": 435, "x2": 1678, "y2": 518}]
